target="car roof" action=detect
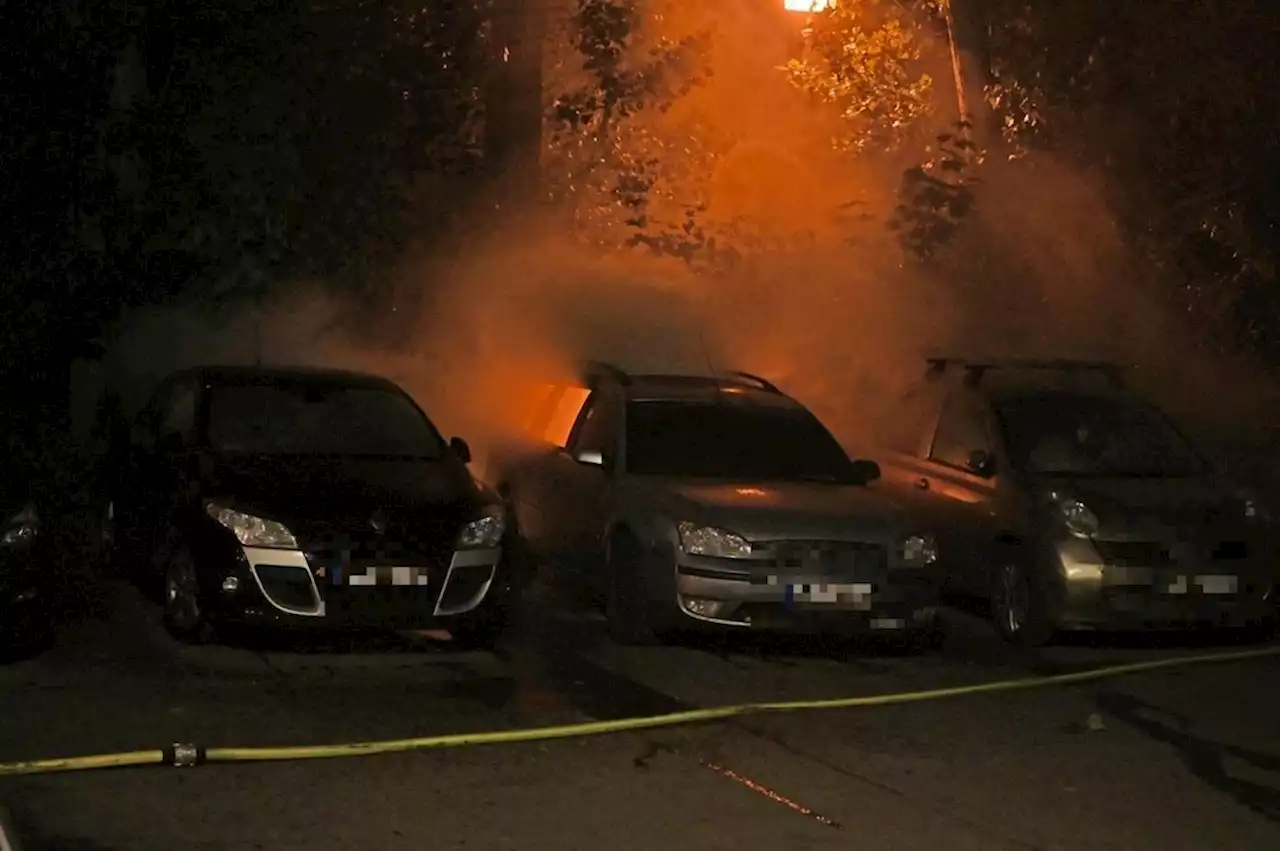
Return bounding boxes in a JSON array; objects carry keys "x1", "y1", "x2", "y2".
[
  {"x1": 622, "y1": 374, "x2": 806, "y2": 411},
  {"x1": 166, "y1": 364, "x2": 403, "y2": 393}
]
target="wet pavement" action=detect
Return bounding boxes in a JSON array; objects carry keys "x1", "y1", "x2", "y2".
[{"x1": 2, "y1": 503, "x2": 1280, "y2": 850}]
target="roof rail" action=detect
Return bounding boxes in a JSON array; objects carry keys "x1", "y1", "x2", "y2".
[
  {"x1": 582, "y1": 360, "x2": 632, "y2": 386},
  {"x1": 725, "y1": 371, "x2": 783, "y2": 394},
  {"x1": 924, "y1": 357, "x2": 1125, "y2": 388}
]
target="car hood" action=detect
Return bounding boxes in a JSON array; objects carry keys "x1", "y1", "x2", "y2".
[
  {"x1": 645, "y1": 478, "x2": 906, "y2": 541},
  {"x1": 1028, "y1": 473, "x2": 1245, "y2": 535},
  {"x1": 204, "y1": 453, "x2": 485, "y2": 526}
]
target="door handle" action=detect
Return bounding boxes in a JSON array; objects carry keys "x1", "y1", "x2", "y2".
[{"x1": 915, "y1": 477, "x2": 931, "y2": 490}]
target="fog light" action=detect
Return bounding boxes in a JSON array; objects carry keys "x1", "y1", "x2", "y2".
[
  {"x1": 221, "y1": 576, "x2": 240, "y2": 594},
  {"x1": 681, "y1": 597, "x2": 724, "y2": 618}
]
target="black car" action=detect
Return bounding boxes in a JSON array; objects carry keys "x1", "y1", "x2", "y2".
[
  {"x1": 108, "y1": 365, "x2": 519, "y2": 648},
  {"x1": 0, "y1": 457, "x2": 54, "y2": 657}
]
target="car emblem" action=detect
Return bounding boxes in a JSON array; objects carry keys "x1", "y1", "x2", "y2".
[{"x1": 369, "y1": 511, "x2": 388, "y2": 535}]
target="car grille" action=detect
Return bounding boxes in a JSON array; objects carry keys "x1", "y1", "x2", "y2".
[
  {"x1": 294, "y1": 508, "x2": 464, "y2": 571},
  {"x1": 751, "y1": 540, "x2": 888, "y2": 575},
  {"x1": 254, "y1": 564, "x2": 320, "y2": 612}
]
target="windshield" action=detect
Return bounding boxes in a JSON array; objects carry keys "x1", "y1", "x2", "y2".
[
  {"x1": 993, "y1": 392, "x2": 1204, "y2": 478},
  {"x1": 625, "y1": 401, "x2": 855, "y2": 481},
  {"x1": 207, "y1": 383, "x2": 445, "y2": 458}
]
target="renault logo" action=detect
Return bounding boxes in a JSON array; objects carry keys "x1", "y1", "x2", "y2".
[{"x1": 369, "y1": 511, "x2": 388, "y2": 535}]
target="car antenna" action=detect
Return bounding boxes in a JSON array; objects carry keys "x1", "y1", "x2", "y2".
[{"x1": 698, "y1": 326, "x2": 720, "y2": 379}]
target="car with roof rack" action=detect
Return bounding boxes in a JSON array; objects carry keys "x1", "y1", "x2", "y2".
[
  {"x1": 487, "y1": 363, "x2": 943, "y2": 646},
  {"x1": 873, "y1": 356, "x2": 1278, "y2": 645},
  {"x1": 105, "y1": 365, "x2": 519, "y2": 649}
]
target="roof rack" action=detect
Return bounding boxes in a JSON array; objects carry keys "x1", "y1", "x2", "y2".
[
  {"x1": 724, "y1": 371, "x2": 783, "y2": 394},
  {"x1": 582, "y1": 360, "x2": 632, "y2": 387},
  {"x1": 924, "y1": 357, "x2": 1125, "y2": 388}
]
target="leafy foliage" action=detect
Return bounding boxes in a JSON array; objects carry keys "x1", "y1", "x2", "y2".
[
  {"x1": 782, "y1": 0, "x2": 938, "y2": 154},
  {"x1": 888, "y1": 122, "x2": 980, "y2": 262},
  {"x1": 972, "y1": 0, "x2": 1280, "y2": 360},
  {"x1": 2, "y1": 0, "x2": 494, "y2": 391},
  {"x1": 545, "y1": 0, "x2": 714, "y2": 260}
]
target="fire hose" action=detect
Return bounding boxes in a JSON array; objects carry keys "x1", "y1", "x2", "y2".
[{"x1": 2, "y1": 643, "x2": 1277, "y2": 777}]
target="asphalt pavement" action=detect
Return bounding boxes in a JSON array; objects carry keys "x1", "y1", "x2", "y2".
[{"x1": 2, "y1": 510, "x2": 1279, "y2": 851}]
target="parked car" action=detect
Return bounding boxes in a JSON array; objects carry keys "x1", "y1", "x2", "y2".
[
  {"x1": 0, "y1": 456, "x2": 54, "y2": 658},
  {"x1": 875, "y1": 357, "x2": 1278, "y2": 645},
  {"x1": 488, "y1": 363, "x2": 942, "y2": 646},
  {"x1": 107, "y1": 365, "x2": 520, "y2": 649}
]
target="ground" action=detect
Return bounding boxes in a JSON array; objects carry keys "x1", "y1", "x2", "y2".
[{"x1": 2, "y1": 475, "x2": 1279, "y2": 851}]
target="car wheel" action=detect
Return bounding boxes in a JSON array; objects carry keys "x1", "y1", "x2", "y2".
[
  {"x1": 162, "y1": 545, "x2": 216, "y2": 645},
  {"x1": 991, "y1": 561, "x2": 1054, "y2": 647},
  {"x1": 902, "y1": 618, "x2": 946, "y2": 654},
  {"x1": 450, "y1": 617, "x2": 505, "y2": 653},
  {"x1": 606, "y1": 533, "x2": 661, "y2": 646}
]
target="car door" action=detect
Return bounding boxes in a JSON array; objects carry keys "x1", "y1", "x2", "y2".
[
  {"x1": 555, "y1": 387, "x2": 622, "y2": 590},
  {"x1": 151, "y1": 379, "x2": 201, "y2": 532},
  {"x1": 114, "y1": 386, "x2": 168, "y2": 562},
  {"x1": 873, "y1": 384, "x2": 946, "y2": 536},
  {"x1": 510, "y1": 383, "x2": 592, "y2": 560},
  {"x1": 916, "y1": 390, "x2": 1002, "y2": 595}
]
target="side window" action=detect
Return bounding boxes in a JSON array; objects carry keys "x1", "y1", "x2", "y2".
[
  {"x1": 929, "y1": 395, "x2": 991, "y2": 471},
  {"x1": 543, "y1": 385, "x2": 592, "y2": 448},
  {"x1": 883, "y1": 388, "x2": 940, "y2": 456},
  {"x1": 133, "y1": 385, "x2": 171, "y2": 450},
  {"x1": 158, "y1": 382, "x2": 198, "y2": 444},
  {"x1": 568, "y1": 392, "x2": 617, "y2": 457}
]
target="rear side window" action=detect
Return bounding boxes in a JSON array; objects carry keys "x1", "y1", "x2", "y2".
[
  {"x1": 158, "y1": 383, "x2": 198, "y2": 442},
  {"x1": 568, "y1": 392, "x2": 618, "y2": 458},
  {"x1": 929, "y1": 395, "x2": 992, "y2": 470},
  {"x1": 881, "y1": 387, "x2": 940, "y2": 456}
]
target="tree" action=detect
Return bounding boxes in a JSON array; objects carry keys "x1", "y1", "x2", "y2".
[
  {"x1": 1, "y1": 0, "x2": 497, "y2": 400},
  {"x1": 782, "y1": 0, "x2": 939, "y2": 155},
  {"x1": 969, "y1": 0, "x2": 1280, "y2": 361},
  {"x1": 545, "y1": 0, "x2": 714, "y2": 260}
]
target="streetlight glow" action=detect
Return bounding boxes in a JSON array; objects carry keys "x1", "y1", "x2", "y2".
[{"x1": 783, "y1": 0, "x2": 833, "y2": 11}]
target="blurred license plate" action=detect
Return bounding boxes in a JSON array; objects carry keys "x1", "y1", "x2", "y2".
[
  {"x1": 1155, "y1": 574, "x2": 1237, "y2": 595},
  {"x1": 784, "y1": 582, "x2": 872, "y2": 604}
]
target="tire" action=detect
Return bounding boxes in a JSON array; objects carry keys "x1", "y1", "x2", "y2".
[
  {"x1": 449, "y1": 600, "x2": 511, "y2": 653},
  {"x1": 162, "y1": 544, "x2": 217, "y2": 645},
  {"x1": 990, "y1": 560, "x2": 1055, "y2": 647},
  {"x1": 605, "y1": 533, "x2": 662, "y2": 646},
  {"x1": 902, "y1": 618, "x2": 946, "y2": 654}
]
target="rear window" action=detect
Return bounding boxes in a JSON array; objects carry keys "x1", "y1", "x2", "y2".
[
  {"x1": 625, "y1": 402, "x2": 855, "y2": 482},
  {"x1": 207, "y1": 383, "x2": 445, "y2": 458}
]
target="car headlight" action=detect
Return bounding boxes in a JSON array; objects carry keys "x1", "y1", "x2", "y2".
[
  {"x1": 1056, "y1": 499, "x2": 1099, "y2": 537},
  {"x1": 457, "y1": 508, "x2": 506, "y2": 549},
  {"x1": 899, "y1": 533, "x2": 938, "y2": 567},
  {"x1": 678, "y1": 522, "x2": 752, "y2": 559},
  {"x1": 1, "y1": 505, "x2": 39, "y2": 548},
  {"x1": 205, "y1": 501, "x2": 298, "y2": 549}
]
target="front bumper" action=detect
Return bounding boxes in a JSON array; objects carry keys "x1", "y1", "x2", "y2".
[
  {"x1": 670, "y1": 550, "x2": 940, "y2": 635},
  {"x1": 1046, "y1": 535, "x2": 1277, "y2": 631},
  {"x1": 207, "y1": 545, "x2": 506, "y2": 631}
]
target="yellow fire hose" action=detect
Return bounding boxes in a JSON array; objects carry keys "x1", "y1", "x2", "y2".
[{"x1": 2, "y1": 643, "x2": 1277, "y2": 777}]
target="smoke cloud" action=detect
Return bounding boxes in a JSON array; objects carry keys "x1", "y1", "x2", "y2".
[{"x1": 92, "y1": 2, "x2": 1278, "y2": 481}]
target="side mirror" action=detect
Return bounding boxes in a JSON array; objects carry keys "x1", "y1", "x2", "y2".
[
  {"x1": 575, "y1": 449, "x2": 605, "y2": 467},
  {"x1": 966, "y1": 450, "x2": 996, "y2": 477},
  {"x1": 850, "y1": 459, "x2": 881, "y2": 484},
  {"x1": 449, "y1": 436, "x2": 472, "y2": 464}
]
